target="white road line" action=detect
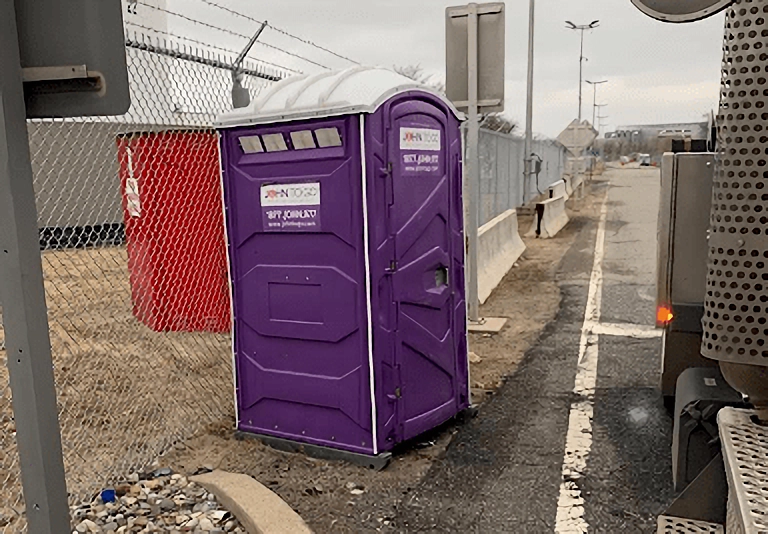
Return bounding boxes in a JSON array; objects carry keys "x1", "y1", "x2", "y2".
[
  {"x1": 554, "y1": 191, "x2": 609, "y2": 534},
  {"x1": 589, "y1": 322, "x2": 662, "y2": 339}
]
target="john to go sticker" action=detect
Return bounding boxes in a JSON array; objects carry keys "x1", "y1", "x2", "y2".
[
  {"x1": 260, "y1": 182, "x2": 321, "y2": 232},
  {"x1": 400, "y1": 127, "x2": 441, "y2": 151},
  {"x1": 260, "y1": 182, "x2": 321, "y2": 207}
]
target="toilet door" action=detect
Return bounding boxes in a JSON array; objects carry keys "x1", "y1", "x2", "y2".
[{"x1": 387, "y1": 99, "x2": 462, "y2": 441}]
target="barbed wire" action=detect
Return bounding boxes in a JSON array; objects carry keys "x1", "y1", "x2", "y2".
[
  {"x1": 136, "y1": 2, "x2": 330, "y2": 70},
  {"x1": 124, "y1": 21, "x2": 302, "y2": 74},
  {"x1": 195, "y1": 0, "x2": 361, "y2": 65}
]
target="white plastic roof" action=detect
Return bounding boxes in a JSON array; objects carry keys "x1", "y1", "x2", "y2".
[{"x1": 216, "y1": 66, "x2": 462, "y2": 127}]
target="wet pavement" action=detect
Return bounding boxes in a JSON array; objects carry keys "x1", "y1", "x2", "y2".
[{"x1": 396, "y1": 168, "x2": 674, "y2": 533}]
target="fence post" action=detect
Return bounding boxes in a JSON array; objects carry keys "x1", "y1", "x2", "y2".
[{"x1": 0, "y1": 3, "x2": 70, "y2": 532}]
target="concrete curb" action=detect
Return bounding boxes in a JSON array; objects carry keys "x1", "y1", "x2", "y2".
[
  {"x1": 478, "y1": 209, "x2": 526, "y2": 304},
  {"x1": 191, "y1": 470, "x2": 313, "y2": 534},
  {"x1": 527, "y1": 196, "x2": 569, "y2": 239}
]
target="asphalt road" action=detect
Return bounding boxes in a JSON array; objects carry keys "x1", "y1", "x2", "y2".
[{"x1": 396, "y1": 167, "x2": 673, "y2": 533}]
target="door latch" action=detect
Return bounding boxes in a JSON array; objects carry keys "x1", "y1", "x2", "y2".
[{"x1": 435, "y1": 266, "x2": 449, "y2": 287}]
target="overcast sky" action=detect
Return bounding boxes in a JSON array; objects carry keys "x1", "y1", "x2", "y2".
[{"x1": 160, "y1": 0, "x2": 726, "y2": 138}]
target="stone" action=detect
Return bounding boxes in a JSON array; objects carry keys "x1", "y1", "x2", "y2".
[
  {"x1": 209, "y1": 510, "x2": 227, "y2": 522},
  {"x1": 71, "y1": 476, "x2": 245, "y2": 533},
  {"x1": 152, "y1": 467, "x2": 173, "y2": 478},
  {"x1": 114, "y1": 484, "x2": 131, "y2": 497},
  {"x1": 469, "y1": 352, "x2": 482, "y2": 363}
]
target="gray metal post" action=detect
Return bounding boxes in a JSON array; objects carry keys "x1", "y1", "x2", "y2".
[
  {"x1": 578, "y1": 28, "x2": 584, "y2": 122},
  {"x1": 523, "y1": 0, "x2": 535, "y2": 204},
  {"x1": 586, "y1": 80, "x2": 607, "y2": 129},
  {"x1": 232, "y1": 21, "x2": 268, "y2": 109},
  {"x1": 0, "y1": 2, "x2": 70, "y2": 532},
  {"x1": 466, "y1": 3, "x2": 481, "y2": 323}
]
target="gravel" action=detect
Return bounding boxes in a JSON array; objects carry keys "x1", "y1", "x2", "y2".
[{"x1": 70, "y1": 470, "x2": 245, "y2": 533}]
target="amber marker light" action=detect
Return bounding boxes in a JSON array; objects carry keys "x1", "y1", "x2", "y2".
[{"x1": 656, "y1": 305, "x2": 674, "y2": 327}]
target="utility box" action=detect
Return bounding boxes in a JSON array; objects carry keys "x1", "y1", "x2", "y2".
[
  {"x1": 656, "y1": 152, "x2": 719, "y2": 403},
  {"x1": 217, "y1": 68, "x2": 469, "y2": 461},
  {"x1": 117, "y1": 130, "x2": 231, "y2": 332}
]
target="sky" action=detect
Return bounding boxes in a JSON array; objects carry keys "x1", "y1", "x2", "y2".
[{"x1": 150, "y1": 0, "x2": 727, "y2": 138}]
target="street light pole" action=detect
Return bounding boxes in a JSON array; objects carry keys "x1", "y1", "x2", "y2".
[
  {"x1": 594, "y1": 104, "x2": 608, "y2": 133},
  {"x1": 566, "y1": 20, "x2": 599, "y2": 121},
  {"x1": 586, "y1": 79, "x2": 607, "y2": 127},
  {"x1": 597, "y1": 114, "x2": 609, "y2": 136},
  {"x1": 523, "y1": 0, "x2": 535, "y2": 204}
]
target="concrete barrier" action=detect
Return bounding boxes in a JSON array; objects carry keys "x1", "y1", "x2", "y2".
[
  {"x1": 527, "y1": 196, "x2": 569, "y2": 239},
  {"x1": 572, "y1": 172, "x2": 584, "y2": 190},
  {"x1": 548, "y1": 179, "x2": 569, "y2": 201},
  {"x1": 478, "y1": 209, "x2": 526, "y2": 304},
  {"x1": 563, "y1": 176, "x2": 574, "y2": 197}
]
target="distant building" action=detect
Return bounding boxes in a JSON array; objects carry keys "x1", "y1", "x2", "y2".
[{"x1": 605, "y1": 121, "x2": 709, "y2": 143}]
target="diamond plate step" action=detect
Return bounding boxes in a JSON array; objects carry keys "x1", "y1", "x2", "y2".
[
  {"x1": 657, "y1": 515, "x2": 724, "y2": 533},
  {"x1": 718, "y1": 407, "x2": 768, "y2": 534}
]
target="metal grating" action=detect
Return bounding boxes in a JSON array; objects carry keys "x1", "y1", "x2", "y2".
[
  {"x1": 718, "y1": 408, "x2": 768, "y2": 533},
  {"x1": 657, "y1": 515, "x2": 724, "y2": 533},
  {"x1": 702, "y1": 0, "x2": 768, "y2": 365}
]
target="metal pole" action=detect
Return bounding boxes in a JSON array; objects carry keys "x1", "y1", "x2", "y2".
[
  {"x1": 232, "y1": 21, "x2": 268, "y2": 108},
  {"x1": 0, "y1": 2, "x2": 70, "y2": 533},
  {"x1": 592, "y1": 83, "x2": 597, "y2": 127},
  {"x1": 578, "y1": 28, "x2": 584, "y2": 121},
  {"x1": 523, "y1": 0, "x2": 535, "y2": 204},
  {"x1": 466, "y1": 3, "x2": 481, "y2": 323}
]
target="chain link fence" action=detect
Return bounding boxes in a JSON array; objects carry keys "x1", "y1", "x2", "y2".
[
  {"x1": 478, "y1": 128, "x2": 568, "y2": 227},
  {"x1": 0, "y1": 29, "x2": 570, "y2": 532},
  {"x1": 0, "y1": 32, "x2": 284, "y2": 531}
]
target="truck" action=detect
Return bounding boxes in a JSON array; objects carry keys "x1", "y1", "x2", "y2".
[{"x1": 633, "y1": 1, "x2": 768, "y2": 531}]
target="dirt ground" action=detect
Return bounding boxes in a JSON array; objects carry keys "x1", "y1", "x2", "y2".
[
  {"x1": 0, "y1": 180, "x2": 601, "y2": 532},
  {"x1": 0, "y1": 247, "x2": 233, "y2": 529},
  {"x1": 159, "y1": 187, "x2": 603, "y2": 534}
]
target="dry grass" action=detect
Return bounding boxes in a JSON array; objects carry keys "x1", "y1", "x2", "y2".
[{"x1": 0, "y1": 246, "x2": 233, "y2": 530}]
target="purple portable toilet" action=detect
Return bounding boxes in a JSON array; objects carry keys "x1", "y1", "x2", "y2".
[{"x1": 216, "y1": 67, "x2": 468, "y2": 466}]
